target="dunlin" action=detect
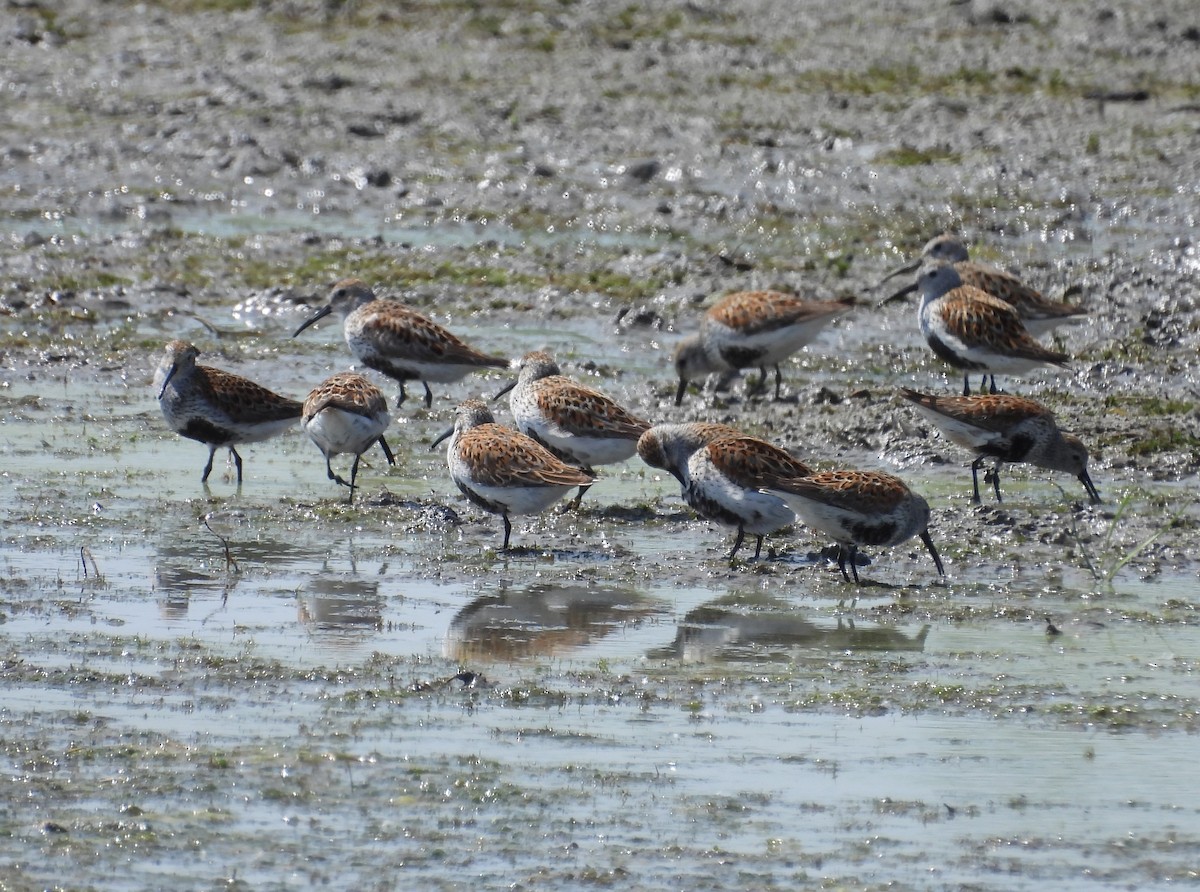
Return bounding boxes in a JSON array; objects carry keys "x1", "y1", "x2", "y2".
[
  {"x1": 882, "y1": 234, "x2": 1086, "y2": 335},
  {"x1": 674, "y1": 290, "x2": 854, "y2": 405},
  {"x1": 293, "y1": 278, "x2": 508, "y2": 409},
  {"x1": 750, "y1": 467, "x2": 944, "y2": 584},
  {"x1": 899, "y1": 388, "x2": 1100, "y2": 504},
  {"x1": 916, "y1": 263, "x2": 1070, "y2": 396},
  {"x1": 494, "y1": 350, "x2": 651, "y2": 508},
  {"x1": 154, "y1": 339, "x2": 302, "y2": 484},
  {"x1": 302, "y1": 372, "x2": 395, "y2": 499},
  {"x1": 431, "y1": 399, "x2": 595, "y2": 551},
  {"x1": 637, "y1": 422, "x2": 808, "y2": 560}
]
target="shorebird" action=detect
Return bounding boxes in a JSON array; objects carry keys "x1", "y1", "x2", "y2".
[
  {"x1": 494, "y1": 350, "x2": 651, "y2": 508},
  {"x1": 637, "y1": 422, "x2": 807, "y2": 560},
  {"x1": 750, "y1": 466, "x2": 944, "y2": 584},
  {"x1": 293, "y1": 278, "x2": 508, "y2": 409},
  {"x1": 154, "y1": 340, "x2": 301, "y2": 484},
  {"x1": 673, "y1": 290, "x2": 854, "y2": 405},
  {"x1": 915, "y1": 263, "x2": 1070, "y2": 396},
  {"x1": 899, "y1": 388, "x2": 1100, "y2": 503},
  {"x1": 302, "y1": 372, "x2": 395, "y2": 500},
  {"x1": 881, "y1": 234, "x2": 1087, "y2": 336},
  {"x1": 431, "y1": 399, "x2": 595, "y2": 551}
]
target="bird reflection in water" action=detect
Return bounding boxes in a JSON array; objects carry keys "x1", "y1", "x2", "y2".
[
  {"x1": 446, "y1": 583, "x2": 658, "y2": 661},
  {"x1": 154, "y1": 557, "x2": 237, "y2": 619},
  {"x1": 647, "y1": 598, "x2": 930, "y2": 663},
  {"x1": 297, "y1": 578, "x2": 384, "y2": 639},
  {"x1": 154, "y1": 524, "x2": 304, "y2": 619}
]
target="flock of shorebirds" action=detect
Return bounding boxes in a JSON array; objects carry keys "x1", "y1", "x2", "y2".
[{"x1": 153, "y1": 234, "x2": 1100, "y2": 585}]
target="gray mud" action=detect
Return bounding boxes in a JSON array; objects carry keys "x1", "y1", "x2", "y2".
[{"x1": 2, "y1": 1, "x2": 1200, "y2": 889}]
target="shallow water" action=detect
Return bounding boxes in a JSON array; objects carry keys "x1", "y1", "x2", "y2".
[
  {"x1": 4, "y1": 375, "x2": 1199, "y2": 889},
  {"x1": 4, "y1": 525, "x2": 1198, "y2": 890}
]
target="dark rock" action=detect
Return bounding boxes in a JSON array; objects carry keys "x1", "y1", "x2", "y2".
[
  {"x1": 625, "y1": 159, "x2": 661, "y2": 183},
  {"x1": 364, "y1": 168, "x2": 392, "y2": 188}
]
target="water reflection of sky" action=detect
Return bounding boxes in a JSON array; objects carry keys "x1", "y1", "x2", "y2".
[
  {"x1": 5, "y1": 541, "x2": 1197, "y2": 676},
  {"x1": 4, "y1": 529, "x2": 1197, "y2": 891}
]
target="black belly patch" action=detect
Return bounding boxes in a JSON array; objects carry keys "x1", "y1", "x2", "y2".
[
  {"x1": 685, "y1": 483, "x2": 741, "y2": 528},
  {"x1": 926, "y1": 333, "x2": 983, "y2": 371},
  {"x1": 720, "y1": 346, "x2": 767, "y2": 370},
  {"x1": 980, "y1": 432, "x2": 1035, "y2": 463},
  {"x1": 181, "y1": 418, "x2": 234, "y2": 446},
  {"x1": 850, "y1": 519, "x2": 898, "y2": 547},
  {"x1": 457, "y1": 480, "x2": 502, "y2": 515},
  {"x1": 365, "y1": 356, "x2": 417, "y2": 382}
]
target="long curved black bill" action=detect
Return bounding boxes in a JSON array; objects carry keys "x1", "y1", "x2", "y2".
[
  {"x1": 920, "y1": 529, "x2": 946, "y2": 576},
  {"x1": 157, "y1": 364, "x2": 178, "y2": 400},
  {"x1": 877, "y1": 279, "x2": 918, "y2": 308},
  {"x1": 492, "y1": 378, "x2": 517, "y2": 402},
  {"x1": 378, "y1": 436, "x2": 396, "y2": 466},
  {"x1": 430, "y1": 426, "x2": 454, "y2": 450},
  {"x1": 1080, "y1": 470, "x2": 1101, "y2": 504},
  {"x1": 878, "y1": 256, "x2": 921, "y2": 286},
  {"x1": 293, "y1": 304, "x2": 333, "y2": 337}
]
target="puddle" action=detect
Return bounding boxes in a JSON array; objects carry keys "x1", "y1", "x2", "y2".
[{"x1": 25, "y1": 198, "x2": 670, "y2": 255}]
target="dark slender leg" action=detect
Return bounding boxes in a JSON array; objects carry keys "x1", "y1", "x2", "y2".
[
  {"x1": 970, "y1": 455, "x2": 986, "y2": 503},
  {"x1": 569, "y1": 483, "x2": 593, "y2": 511},
  {"x1": 920, "y1": 530, "x2": 945, "y2": 576},
  {"x1": 377, "y1": 436, "x2": 395, "y2": 465},
  {"x1": 728, "y1": 527, "x2": 746, "y2": 561},
  {"x1": 501, "y1": 513, "x2": 512, "y2": 551},
  {"x1": 564, "y1": 462, "x2": 595, "y2": 511},
  {"x1": 396, "y1": 382, "x2": 408, "y2": 407},
  {"x1": 753, "y1": 534, "x2": 764, "y2": 560},
  {"x1": 837, "y1": 544, "x2": 860, "y2": 584},
  {"x1": 230, "y1": 446, "x2": 244, "y2": 483},
  {"x1": 962, "y1": 375, "x2": 971, "y2": 397},
  {"x1": 773, "y1": 365, "x2": 783, "y2": 401},
  {"x1": 201, "y1": 445, "x2": 218, "y2": 482},
  {"x1": 988, "y1": 375, "x2": 998, "y2": 394},
  {"x1": 348, "y1": 455, "x2": 362, "y2": 502},
  {"x1": 422, "y1": 381, "x2": 434, "y2": 409},
  {"x1": 986, "y1": 461, "x2": 1003, "y2": 502},
  {"x1": 325, "y1": 456, "x2": 352, "y2": 489}
]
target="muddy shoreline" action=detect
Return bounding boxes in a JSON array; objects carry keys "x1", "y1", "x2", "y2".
[{"x1": 3, "y1": 1, "x2": 1200, "y2": 889}]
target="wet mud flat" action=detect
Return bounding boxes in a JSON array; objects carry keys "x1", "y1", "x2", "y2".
[{"x1": 3, "y1": 0, "x2": 1200, "y2": 889}]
